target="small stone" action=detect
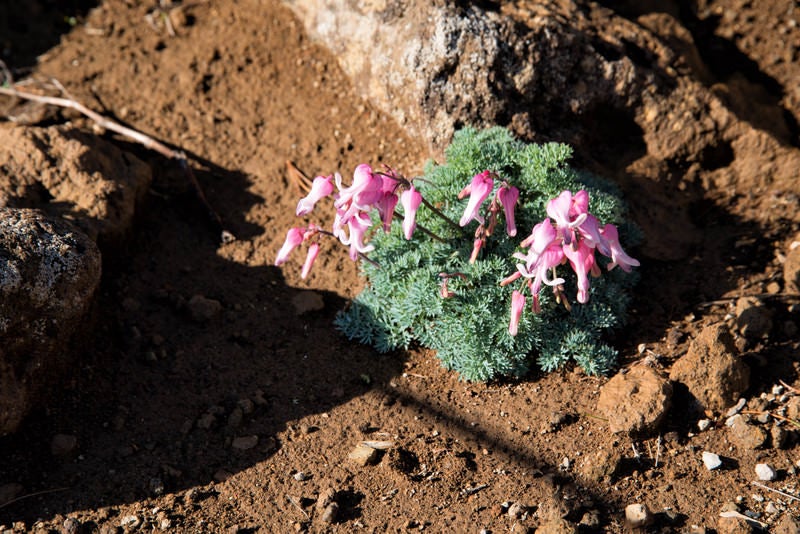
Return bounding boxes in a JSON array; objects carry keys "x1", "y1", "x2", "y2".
[
  {"x1": 120, "y1": 515, "x2": 141, "y2": 529},
  {"x1": 578, "y1": 510, "x2": 600, "y2": 527},
  {"x1": 717, "y1": 514, "x2": 755, "y2": 534},
  {"x1": 771, "y1": 425, "x2": 789, "y2": 449},
  {"x1": 698, "y1": 419, "x2": 712, "y2": 431},
  {"x1": 625, "y1": 503, "x2": 651, "y2": 528},
  {"x1": 196, "y1": 413, "x2": 216, "y2": 430},
  {"x1": 231, "y1": 435, "x2": 259, "y2": 450},
  {"x1": 755, "y1": 463, "x2": 776, "y2": 481},
  {"x1": 320, "y1": 502, "x2": 338, "y2": 523},
  {"x1": 293, "y1": 471, "x2": 308, "y2": 481},
  {"x1": 291, "y1": 290, "x2": 325, "y2": 315},
  {"x1": 756, "y1": 412, "x2": 771, "y2": 424},
  {"x1": 765, "y1": 502, "x2": 779, "y2": 515},
  {"x1": 772, "y1": 385, "x2": 784, "y2": 395},
  {"x1": 347, "y1": 443, "x2": 380, "y2": 466},
  {"x1": 316, "y1": 487, "x2": 336, "y2": 511},
  {"x1": 726, "y1": 398, "x2": 747, "y2": 417},
  {"x1": 735, "y1": 297, "x2": 773, "y2": 339},
  {"x1": 507, "y1": 502, "x2": 526, "y2": 519},
  {"x1": 728, "y1": 415, "x2": 768, "y2": 449},
  {"x1": 187, "y1": 294, "x2": 222, "y2": 322},
  {"x1": 62, "y1": 517, "x2": 80, "y2": 534},
  {"x1": 51, "y1": 434, "x2": 78, "y2": 458},
  {"x1": 703, "y1": 451, "x2": 722, "y2": 470}
]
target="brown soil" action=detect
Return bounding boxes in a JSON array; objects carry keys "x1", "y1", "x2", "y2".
[{"x1": 1, "y1": 0, "x2": 800, "y2": 532}]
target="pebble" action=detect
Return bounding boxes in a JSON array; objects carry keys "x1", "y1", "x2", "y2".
[
  {"x1": 697, "y1": 418, "x2": 712, "y2": 431},
  {"x1": 320, "y1": 502, "x2": 339, "y2": 523},
  {"x1": 755, "y1": 463, "x2": 776, "y2": 481},
  {"x1": 765, "y1": 502, "x2": 779, "y2": 515},
  {"x1": 703, "y1": 451, "x2": 722, "y2": 470},
  {"x1": 347, "y1": 443, "x2": 380, "y2": 466},
  {"x1": 507, "y1": 502, "x2": 526, "y2": 519},
  {"x1": 62, "y1": 517, "x2": 80, "y2": 534},
  {"x1": 119, "y1": 515, "x2": 141, "y2": 529},
  {"x1": 772, "y1": 385, "x2": 784, "y2": 395},
  {"x1": 578, "y1": 510, "x2": 600, "y2": 527},
  {"x1": 625, "y1": 503, "x2": 651, "y2": 528},
  {"x1": 51, "y1": 434, "x2": 78, "y2": 458},
  {"x1": 231, "y1": 435, "x2": 259, "y2": 450},
  {"x1": 726, "y1": 398, "x2": 747, "y2": 417},
  {"x1": 293, "y1": 471, "x2": 308, "y2": 482},
  {"x1": 187, "y1": 294, "x2": 222, "y2": 322}
]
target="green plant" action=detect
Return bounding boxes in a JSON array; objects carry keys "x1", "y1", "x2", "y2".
[{"x1": 277, "y1": 127, "x2": 640, "y2": 381}]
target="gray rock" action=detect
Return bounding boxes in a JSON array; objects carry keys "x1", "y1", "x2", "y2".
[
  {"x1": 669, "y1": 325, "x2": 750, "y2": 413},
  {"x1": 755, "y1": 463, "x2": 776, "y2": 481},
  {"x1": 625, "y1": 503, "x2": 651, "y2": 528},
  {"x1": 596, "y1": 365, "x2": 672, "y2": 435},
  {"x1": 702, "y1": 451, "x2": 722, "y2": 470},
  {"x1": 0, "y1": 209, "x2": 101, "y2": 436}
]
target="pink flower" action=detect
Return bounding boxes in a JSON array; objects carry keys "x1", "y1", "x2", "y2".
[
  {"x1": 469, "y1": 237, "x2": 484, "y2": 264},
  {"x1": 497, "y1": 185, "x2": 519, "y2": 237},
  {"x1": 400, "y1": 185, "x2": 422, "y2": 240},
  {"x1": 459, "y1": 171, "x2": 494, "y2": 227},
  {"x1": 334, "y1": 164, "x2": 383, "y2": 225},
  {"x1": 296, "y1": 175, "x2": 334, "y2": 216},
  {"x1": 301, "y1": 242, "x2": 320, "y2": 279},
  {"x1": 509, "y1": 290, "x2": 525, "y2": 336},
  {"x1": 339, "y1": 211, "x2": 375, "y2": 260},
  {"x1": 577, "y1": 214, "x2": 611, "y2": 257},
  {"x1": 600, "y1": 224, "x2": 640, "y2": 272},
  {"x1": 546, "y1": 190, "x2": 587, "y2": 245},
  {"x1": 275, "y1": 227, "x2": 305, "y2": 266},
  {"x1": 563, "y1": 240, "x2": 595, "y2": 303}
]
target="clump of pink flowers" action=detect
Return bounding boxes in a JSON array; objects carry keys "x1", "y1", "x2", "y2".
[
  {"x1": 276, "y1": 164, "x2": 638, "y2": 340},
  {"x1": 500, "y1": 190, "x2": 639, "y2": 336},
  {"x1": 275, "y1": 164, "x2": 422, "y2": 277}
]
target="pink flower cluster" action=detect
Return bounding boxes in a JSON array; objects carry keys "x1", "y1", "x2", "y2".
[
  {"x1": 274, "y1": 164, "x2": 422, "y2": 278},
  {"x1": 501, "y1": 190, "x2": 639, "y2": 336},
  {"x1": 457, "y1": 170, "x2": 520, "y2": 263}
]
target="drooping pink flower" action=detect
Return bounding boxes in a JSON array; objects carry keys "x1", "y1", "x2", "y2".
[
  {"x1": 497, "y1": 185, "x2": 519, "y2": 237},
  {"x1": 400, "y1": 185, "x2": 422, "y2": 240},
  {"x1": 339, "y1": 211, "x2": 375, "y2": 260},
  {"x1": 576, "y1": 213, "x2": 611, "y2": 257},
  {"x1": 459, "y1": 171, "x2": 494, "y2": 227},
  {"x1": 563, "y1": 240, "x2": 595, "y2": 303},
  {"x1": 296, "y1": 175, "x2": 334, "y2": 216},
  {"x1": 275, "y1": 227, "x2": 306, "y2": 266},
  {"x1": 517, "y1": 220, "x2": 558, "y2": 267},
  {"x1": 334, "y1": 164, "x2": 383, "y2": 225},
  {"x1": 546, "y1": 190, "x2": 587, "y2": 245},
  {"x1": 600, "y1": 224, "x2": 640, "y2": 272},
  {"x1": 509, "y1": 290, "x2": 525, "y2": 336},
  {"x1": 301, "y1": 242, "x2": 320, "y2": 279}
]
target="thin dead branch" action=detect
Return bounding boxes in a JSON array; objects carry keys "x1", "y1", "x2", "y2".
[{"x1": 0, "y1": 82, "x2": 234, "y2": 243}]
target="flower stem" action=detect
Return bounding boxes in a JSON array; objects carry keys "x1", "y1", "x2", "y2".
[{"x1": 419, "y1": 195, "x2": 463, "y2": 233}]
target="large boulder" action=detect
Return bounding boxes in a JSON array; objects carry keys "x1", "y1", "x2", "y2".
[
  {"x1": 0, "y1": 208, "x2": 101, "y2": 436},
  {"x1": 282, "y1": 0, "x2": 800, "y2": 259}
]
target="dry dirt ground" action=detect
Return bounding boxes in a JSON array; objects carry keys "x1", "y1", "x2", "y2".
[{"x1": 1, "y1": 0, "x2": 800, "y2": 533}]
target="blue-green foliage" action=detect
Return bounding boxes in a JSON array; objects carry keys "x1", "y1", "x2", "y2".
[{"x1": 334, "y1": 127, "x2": 639, "y2": 381}]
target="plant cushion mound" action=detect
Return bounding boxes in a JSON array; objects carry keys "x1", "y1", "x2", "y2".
[{"x1": 335, "y1": 127, "x2": 640, "y2": 381}]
